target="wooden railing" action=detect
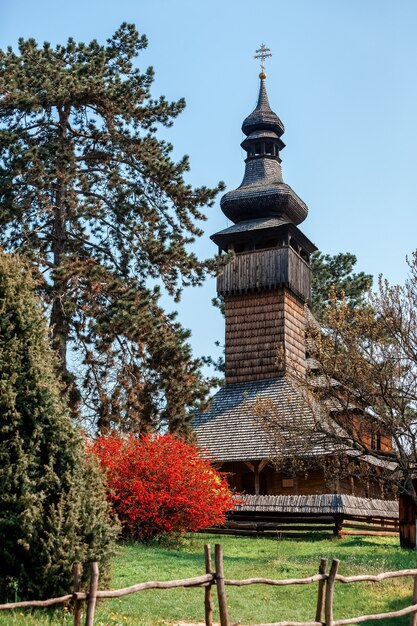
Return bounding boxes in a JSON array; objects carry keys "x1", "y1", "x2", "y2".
[
  {"x1": 217, "y1": 246, "x2": 311, "y2": 302},
  {"x1": 1, "y1": 543, "x2": 417, "y2": 626},
  {"x1": 211, "y1": 512, "x2": 399, "y2": 538}
]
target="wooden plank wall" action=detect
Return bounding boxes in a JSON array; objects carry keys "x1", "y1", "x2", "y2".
[
  {"x1": 217, "y1": 246, "x2": 311, "y2": 302},
  {"x1": 219, "y1": 462, "x2": 387, "y2": 502}
]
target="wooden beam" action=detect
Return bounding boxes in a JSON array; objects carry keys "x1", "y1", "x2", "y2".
[
  {"x1": 259, "y1": 460, "x2": 268, "y2": 473},
  {"x1": 254, "y1": 470, "x2": 260, "y2": 496}
]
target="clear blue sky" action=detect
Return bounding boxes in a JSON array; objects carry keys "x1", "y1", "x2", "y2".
[{"x1": 1, "y1": 0, "x2": 417, "y2": 366}]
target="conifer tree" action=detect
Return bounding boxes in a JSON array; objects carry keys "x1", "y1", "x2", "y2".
[
  {"x1": 311, "y1": 251, "x2": 372, "y2": 320},
  {"x1": 0, "y1": 24, "x2": 223, "y2": 432},
  {"x1": 0, "y1": 252, "x2": 118, "y2": 601}
]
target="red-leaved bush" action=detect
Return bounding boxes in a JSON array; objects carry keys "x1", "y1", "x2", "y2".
[{"x1": 90, "y1": 434, "x2": 235, "y2": 540}]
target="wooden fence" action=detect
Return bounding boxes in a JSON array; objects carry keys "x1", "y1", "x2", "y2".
[
  {"x1": 1, "y1": 543, "x2": 417, "y2": 626},
  {"x1": 218, "y1": 495, "x2": 400, "y2": 539},
  {"x1": 210, "y1": 511, "x2": 399, "y2": 539}
]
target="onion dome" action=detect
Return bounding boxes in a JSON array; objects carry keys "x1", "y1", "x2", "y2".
[{"x1": 220, "y1": 77, "x2": 308, "y2": 226}]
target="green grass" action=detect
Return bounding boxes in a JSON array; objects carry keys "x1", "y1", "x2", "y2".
[{"x1": 1, "y1": 533, "x2": 416, "y2": 626}]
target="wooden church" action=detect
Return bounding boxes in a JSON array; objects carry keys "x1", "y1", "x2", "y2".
[{"x1": 193, "y1": 48, "x2": 398, "y2": 523}]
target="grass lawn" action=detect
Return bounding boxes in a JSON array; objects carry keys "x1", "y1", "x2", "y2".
[{"x1": 1, "y1": 533, "x2": 416, "y2": 626}]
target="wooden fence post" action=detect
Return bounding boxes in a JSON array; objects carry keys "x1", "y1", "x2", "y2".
[
  {"x1": 215, "y1": 544, "x2": 230, "y2": 626},
  {"x1": 324, "y1": 559, "x2": 339, "y2": 626},
  {"x1": 315, "y1": 558, "x2": 328, "y2": 623},
  {"x1": 72, "y1": 563, "x2": 82, "y2": 626},
  {"x1": 204, "y1": 544, "x2": 214, "y2": 626},
  {"x1": 333, "y1": 516, "x2": 343, "y2": 538},
  {"x1": 85, "y1": 562, "x2": 99, "y2": 626},
  {"x1": 410, "y1": 571, "x2": 417, "y2": 626}
]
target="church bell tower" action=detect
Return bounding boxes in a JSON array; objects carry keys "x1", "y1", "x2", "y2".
[{"x1": 212, "y1": 46, "x2": 316, "y2": 383}]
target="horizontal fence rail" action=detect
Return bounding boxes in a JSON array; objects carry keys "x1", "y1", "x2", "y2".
[
  {"x1": 224, "y1": 574, "x2": 325, "y2": 586},
  {"x1": 1, "y1": 544, "x2": 417, "y2": 626},
  {"x1": 214, "y1": 508, "x2": 399, "y2": 539},
  {"x1": 0, "y1": 594, "x2": 73, "y2": 610}
]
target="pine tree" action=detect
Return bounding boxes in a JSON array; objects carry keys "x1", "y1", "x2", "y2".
[
  {"x1": 0, "y1": 24, "x2": 223, "y2": 432},
  {"x1": 311, "y1": 251, "x2": 372, "y2": 320},
  {"x1": 0, "y1": 252, "x2": 118, "y2": 601}
]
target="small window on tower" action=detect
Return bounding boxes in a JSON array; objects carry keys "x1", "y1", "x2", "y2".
[
  {"x1": 265, "y1": 143, "x2": 274, "y2": 155},
  {"x1": 255, "y1": 239, "x2": 277, "y2": 250}
]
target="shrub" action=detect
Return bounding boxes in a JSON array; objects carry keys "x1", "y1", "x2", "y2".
[
  {"x1": 91, "y1": 434, "x2": 235, "y2": 540},
  {"x1": 0, "y1": 253, "x2": 119, "y2": 601}
]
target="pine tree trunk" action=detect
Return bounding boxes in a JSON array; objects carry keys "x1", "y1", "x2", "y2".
[
  {"x1": 50, "y1": 180, "x2": 68, "y2": 372},
  {"x1": 50, "y1": 106, "x2": 76, "y2": 411}
]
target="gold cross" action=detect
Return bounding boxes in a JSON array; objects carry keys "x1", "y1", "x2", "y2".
[{"x1": 254, "y1": 44, "x2": 272, "y2": 74}]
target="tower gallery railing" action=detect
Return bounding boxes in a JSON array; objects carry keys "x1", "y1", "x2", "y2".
[{"x1": 217, "y1": 246, "x2": 311, "y2": 301}]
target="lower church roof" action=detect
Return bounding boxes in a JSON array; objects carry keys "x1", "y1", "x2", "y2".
[{"x1": 193, "y1": 377, "x2": 331, "y2": 463}]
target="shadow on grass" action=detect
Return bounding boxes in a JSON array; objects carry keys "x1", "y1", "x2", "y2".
[
  {"x1": 359, "y1": 594, "x2": 412, "y2": 626},
  {"x1": 339, "y1": 536, "x2": 399, "y2": 548}
]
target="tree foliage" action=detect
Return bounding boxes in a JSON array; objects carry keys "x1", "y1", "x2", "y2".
[
  {"x1": 0, "y1": 252, "x2": 118, "y2": 601},
  {"x1": 311, "y1": 251, "x2": 372, "y2": 320},
  {"x1": 91, "y1": 433, "x2": 235, "y2": 541},
  {"x1": 0, "y1": 24, "x2": 223, "y2": 433},
  {"x1": 297, "y1": 251, "x2": 417, "y2": 504}
]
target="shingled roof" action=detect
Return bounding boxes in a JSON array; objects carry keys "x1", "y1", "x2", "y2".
[
  {"x1": 193, "y1": 377, "x2": 332, "y2": 463},
  {"x1": 234, "y1": 494, "x2": 399, "y2": 518},
  {"x1": 241, "y1": 79, "x2": 285, "y2": 137},
  {"x1": 219, "y1": 77, "x2": 308, "y2": 226}
]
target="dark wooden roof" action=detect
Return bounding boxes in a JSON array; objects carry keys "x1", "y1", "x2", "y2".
[
  {"x1": 234, "y1": 494, "x2": 399, "y2": 518},
  {"x1": 193, "y1": 373, "x2": 398, "y2": 471},
  {"x1": 193, "y1": 377, "x2": 331, "y2": 463},
  {"x1": 241, "y1": 78, "x2": 285, "y2": 137},
  {"x1": 211, "y1": 220, "x2": 317, "y2": 259},
  {"x1": 219, "y1": 77, "x2": 308, "y2": 227},
  {"x1": 220, "y1": 167, "x2": 308, "y2": 225}
]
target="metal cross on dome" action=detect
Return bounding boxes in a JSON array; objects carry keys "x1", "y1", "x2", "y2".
[{"x1": 254, "y1": 44, "x2": 272, "y2": 74}]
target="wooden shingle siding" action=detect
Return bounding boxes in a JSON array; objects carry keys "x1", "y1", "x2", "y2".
[
  {"x1": 283, "y1": 290, "x2": 306, "y2": 375},
  {"x1": 224, "y1": 288, "x2": 306, "y2": 383}
]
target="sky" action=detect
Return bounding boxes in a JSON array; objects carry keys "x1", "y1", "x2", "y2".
[{"x1": 1, "y1": 0, "x2": 417, "y2": 367}]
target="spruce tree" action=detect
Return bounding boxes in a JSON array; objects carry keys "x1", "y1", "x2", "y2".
[
  {"x1": 0, "y1": 252, "x2": 118, "y2": 601},
  {"x1": 0, "y1": 24, "x2": 222, "y2": 432}
]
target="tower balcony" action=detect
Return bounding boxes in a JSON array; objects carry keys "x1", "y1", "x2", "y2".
[{"x1": 217, "y1": 245, "x2": 311, "y2": 304}]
